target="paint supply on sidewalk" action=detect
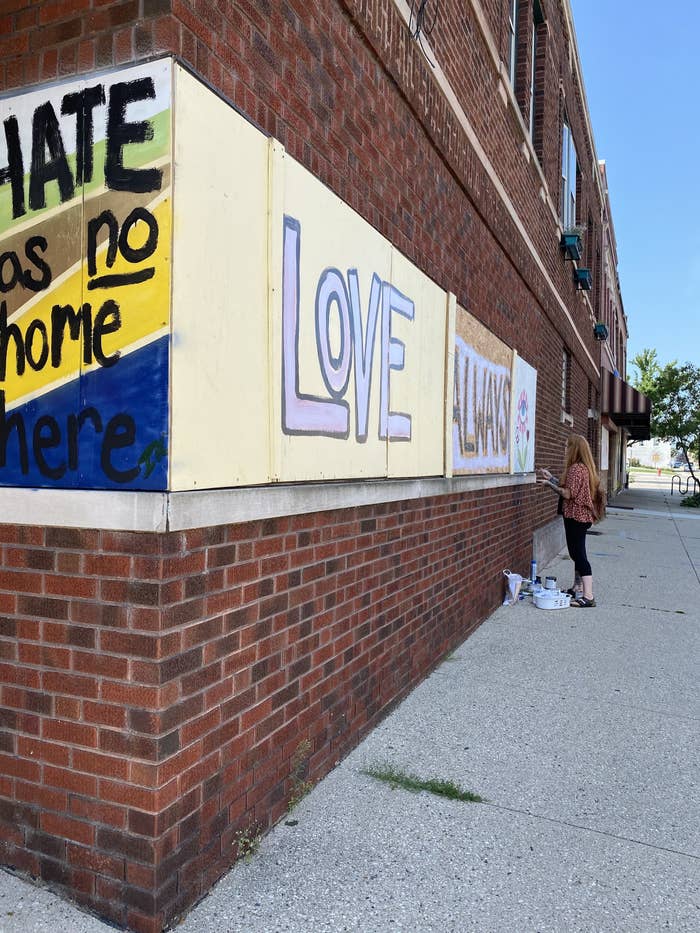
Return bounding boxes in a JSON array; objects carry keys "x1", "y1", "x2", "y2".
[{"x1": 533, "y1": 589, "x2": 571, "y2": 609}]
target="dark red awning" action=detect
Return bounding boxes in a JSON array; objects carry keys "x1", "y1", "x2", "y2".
[{"x1": 601, "y1": 370, "x2": 651, "y2": 440}]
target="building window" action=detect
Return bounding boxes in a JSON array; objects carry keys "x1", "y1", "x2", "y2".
[
  {"x1": 529, "y1": 1, "x2": 544, "y2": 139},
  {"x1": 508, "y1": 0, "x2": 519, "y2": 86},
  {"x1": 561, "y1": 118, "x2": 578, "y2": 228},
  {"x1": 561, "y1": 348, "x2": 571, "y2": 414},
  {"x1": 587, "y1": 382, "x2": 598, "y2": 454}
]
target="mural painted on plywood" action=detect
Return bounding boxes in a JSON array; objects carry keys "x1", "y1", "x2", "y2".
[
  {"x1": 511, "y1": 354, "x2": 537, "y2": 473},
  {"x1": 276, "y1": 153, "x2": 446, "y2": 482},
  {"x1": 452, "y1": 306, "x2": 512, "y2": 474},
  {"x1": 0, "y1": 59, "x2": 171, "y2": 489},
  {"x1": 281, "y1": 216, "x2": 416, "y2": 445}
]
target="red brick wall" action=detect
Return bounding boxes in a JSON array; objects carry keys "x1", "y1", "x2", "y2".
[{"x1": 0, "y1": 485, "x2": 531, "y2": 930}]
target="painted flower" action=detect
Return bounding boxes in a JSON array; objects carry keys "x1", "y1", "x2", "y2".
[{"x1": 516, "y1": 390, "x2": 528, "y2": 437}]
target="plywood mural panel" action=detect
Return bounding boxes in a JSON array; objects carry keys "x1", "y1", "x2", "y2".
[
  {"x1": 452, "y1": 306, "x2": 512, "y2": 474},
  {"x1": 2, "y1": 59, "x2": 536, "y2": 495},
  {"x1": 275, "y1": 155, "x2": 392, "y2": 481},
  {"x1": 385, "y1": 248, "x2": 447, "y2": 478},
  {"x1": 511, "y1": 353, "x2": 537, "y2": 473},
  {"x1": 169, "y1": 66, "x2": 271, "y2": 491},
  {"x1": 0, "y1": 60, "x2": 171, "y2": 489}
]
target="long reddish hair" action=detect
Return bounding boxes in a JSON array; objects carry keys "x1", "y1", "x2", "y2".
[{"x1": 564, "y1": 434, "x2": 600, "y2": 501}]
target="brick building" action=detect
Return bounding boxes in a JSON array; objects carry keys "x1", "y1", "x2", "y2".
[
  {"x1": 0, "y1": 2, "x2": 649, "y2": 931},
  {"x1": 597, "y1": 159, "x2": 650, "y2": 490}
]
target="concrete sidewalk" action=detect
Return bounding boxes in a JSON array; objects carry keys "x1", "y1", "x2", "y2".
[
  {"x1": 2, "y1": 476, "x2": 699, "y2": 932},
  {"x1": 615, "y1": 468, "x2": 699, "y2": 514}
]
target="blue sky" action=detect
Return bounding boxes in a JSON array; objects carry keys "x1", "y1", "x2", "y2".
[{"x1": 570, "y1": 0, "x2": 700, "y2": 377}]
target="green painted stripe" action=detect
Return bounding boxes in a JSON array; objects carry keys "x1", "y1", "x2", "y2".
[{"x1": 0, "y1": 109, "x2": 170, "y2": 236}]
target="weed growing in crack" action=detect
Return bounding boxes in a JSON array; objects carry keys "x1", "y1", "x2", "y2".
[
  {"x1": 362, "y1": 763, "x2": 483, "y2": 803},
  {"x1": 289, "y1": 739, "x2": 314, "y2": 810},
  {"x1": 233, "y1": 823, "x2": 261, "y2": 861}
]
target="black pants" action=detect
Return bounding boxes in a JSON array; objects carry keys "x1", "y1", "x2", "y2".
[{"x1": 563, "y1": 517, "x2": 592, "y2": 577}]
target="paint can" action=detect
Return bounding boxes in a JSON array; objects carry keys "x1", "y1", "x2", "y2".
[{"x1": 544, "y1": 576, "x2": 557, "y2": 590}]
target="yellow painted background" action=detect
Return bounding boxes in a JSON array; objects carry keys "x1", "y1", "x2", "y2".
[
  {"x1": 170, "y1": 72, "x2": 449, "y2": 489},
  {"x1": 273, "y1": 154, "x2": 391, "y2": 482},
  {"x1": 169, "y1": 66, "x2": 270, "y2": 490}
]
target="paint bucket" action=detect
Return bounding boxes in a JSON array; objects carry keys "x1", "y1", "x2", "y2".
[
  {"x1": 534, "y1": 590, "x2": 571, "y2": 610},
  {"x1": 544, "y1": 576, "x2": 557, "y2": 590}
]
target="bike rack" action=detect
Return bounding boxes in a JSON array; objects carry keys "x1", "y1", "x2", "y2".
[{"x1": 670, "y1": 473, "x2": 700, "y2": 496}]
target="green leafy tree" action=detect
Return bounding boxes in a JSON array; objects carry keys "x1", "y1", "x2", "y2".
[
  {"x1": 631, "y1": 350, "x2": 700, "y2": 480},
  {"x1": 629, "y1": 348, "x2": 660, "y2": 397}
]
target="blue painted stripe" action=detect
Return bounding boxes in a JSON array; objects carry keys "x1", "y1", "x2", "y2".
[{"x1": 0, "y1": 336, "x2": 168, "y2": 490}]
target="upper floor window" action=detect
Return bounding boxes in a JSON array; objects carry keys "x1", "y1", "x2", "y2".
[
  {"x1": 561, "y1": 119, "x2": 578, "y2": 228},
  {"x1": 529, "y1": 1, "x2": 544, "y2": 138},
  {"x1": 562, "y1": 348, "x2": 571, "y2": 413},
  {"x1": 508, "y1": 0, "x2": 519, "y2": 86}
]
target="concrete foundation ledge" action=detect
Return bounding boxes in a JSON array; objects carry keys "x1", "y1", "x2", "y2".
[
  {"x1": 0, "y1": 473, "x2": 535, "y2": 533},
  {"x1": 533, "y1": 516, "x2": 566, "y2": 570}
]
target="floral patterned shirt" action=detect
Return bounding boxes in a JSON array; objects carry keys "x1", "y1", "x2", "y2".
[{"x1": 562, "y1": 462, "x2": 595, "y2": 523}]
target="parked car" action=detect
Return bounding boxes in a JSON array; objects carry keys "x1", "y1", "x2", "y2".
[{"x1": 671, "y1": 456, "x2": 697, "y2": 471}]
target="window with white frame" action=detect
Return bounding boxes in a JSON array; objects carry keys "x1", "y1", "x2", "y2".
[
  {"x1": 508, "y1": 0, "x2": 519, "y2": 86},
  {"x1": 529, "y1": 1, "x2": 544, "y2": 138},
  {"x1": 561, "y1": 119, "x2": 577, "y2": 228}
]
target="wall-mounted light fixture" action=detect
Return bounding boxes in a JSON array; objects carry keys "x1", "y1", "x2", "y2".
[
  {"x1": 574, "y1": 267, "x2": 592, "y2": 290},
  {"x1": 560, "y1": 231, "x2": 583, "y2": 260}
]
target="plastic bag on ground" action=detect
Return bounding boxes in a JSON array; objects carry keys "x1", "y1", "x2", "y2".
[{"x1": 502, "y1": 569, "x2": 523, "y2": 605}]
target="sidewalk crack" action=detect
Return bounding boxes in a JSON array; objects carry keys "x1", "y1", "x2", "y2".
[
  {"x1": 483, "y1": 802, "x2": 700, "y2": 861},
  {"x1": 667, "y1": 506, "x2": 700, "y2": 587}
]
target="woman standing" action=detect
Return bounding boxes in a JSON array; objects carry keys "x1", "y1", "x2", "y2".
[{"x1": 537, "y1": 434, "x2": 603, "y2": 608}]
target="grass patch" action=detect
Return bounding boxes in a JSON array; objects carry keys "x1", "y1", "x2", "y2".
[
  {"x1": 629, "y1": 465, "x2": 674, "y2": 474},
  {"x1": 680, "y1": 493, "x2": 700, "y2": 508},
  {"x1": 362, "y1": 763, "x2": 482, "y2": 803}
]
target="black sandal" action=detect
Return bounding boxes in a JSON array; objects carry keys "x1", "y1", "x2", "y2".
[{"x1": 571, "y1": 596, "x2": 596, "y2": 608}]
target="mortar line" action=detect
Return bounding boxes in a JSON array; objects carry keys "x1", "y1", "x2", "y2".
[{"x1": 483, "y1": 802, "x2": 700, "y2": 861}]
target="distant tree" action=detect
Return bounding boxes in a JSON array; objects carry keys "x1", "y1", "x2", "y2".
[
  {"x1": 628, "y1": 349, "x2": 661, "y2": 451},
  {"x1": 631, "y1": 350, "x2": 700, "y2": 481},
  {"x1": 629, "y1": 348, "x2": 660, "y2": 397}
]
